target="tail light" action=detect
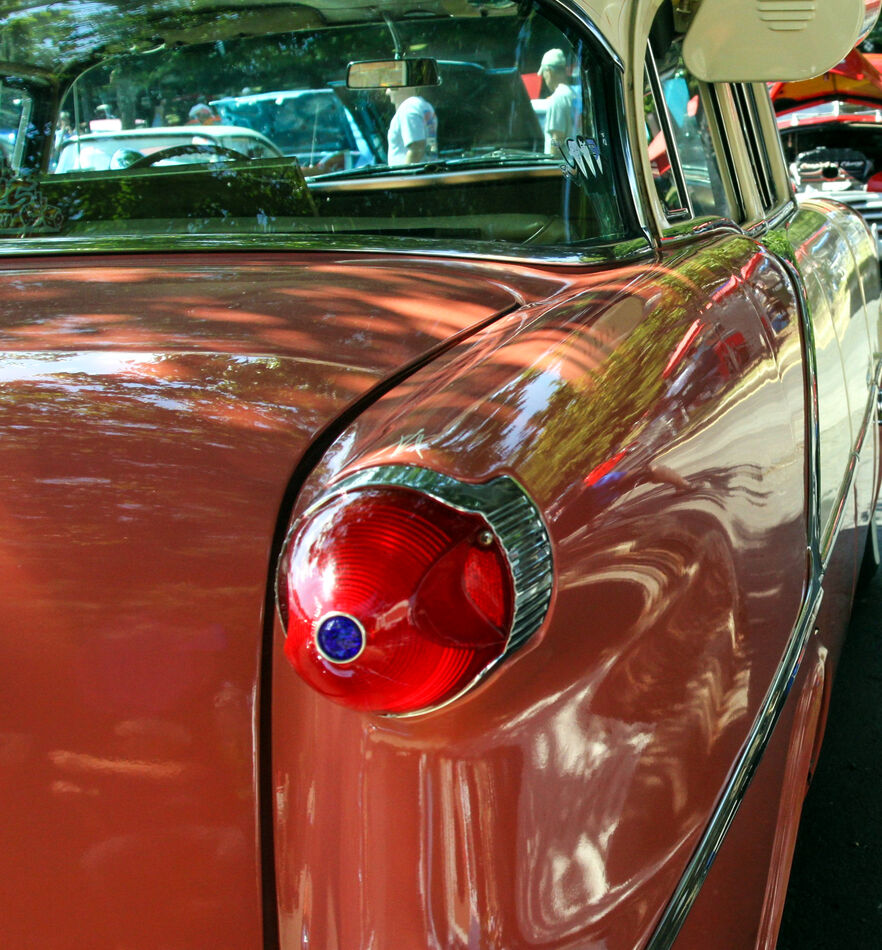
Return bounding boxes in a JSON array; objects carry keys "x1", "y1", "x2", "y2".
[{"x1": 277, "y1": 466, "x2": 553, "y2": 715}]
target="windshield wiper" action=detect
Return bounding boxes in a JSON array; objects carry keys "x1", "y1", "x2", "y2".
[
  {"x1": 310, "y1": 150, "x2": 554, "y2": 182},
  {"x1": 306, "y1": 163, "x2": 411, "y2": 182},
  {"x1": 419, "y1": 151, "x2": 553, "y2": 172}
]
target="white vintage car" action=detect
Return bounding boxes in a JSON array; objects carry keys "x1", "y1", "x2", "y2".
[{"x1": 53, "y1": 124, "x2": 283, "y2": 172}]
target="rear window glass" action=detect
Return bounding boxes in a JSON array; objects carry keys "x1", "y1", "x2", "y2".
[{"x1": 0, "y1": 0, "x2": 639, "y2": 255}]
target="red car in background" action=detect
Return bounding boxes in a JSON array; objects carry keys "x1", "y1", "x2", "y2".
[
  {"x1": 773, "y1": 47, "x2": 882, "y2": 249},
  {"x1": 1, "y1": 0, "x2": 881, "y2": 948}
]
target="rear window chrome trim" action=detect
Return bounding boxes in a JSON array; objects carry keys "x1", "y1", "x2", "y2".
[
  {"x1": 659, "y1": 215, "x2": 743, "y2": 244},
  {"x1": 644, "y1": 47, "x2": 693, "y2": 222},
  {"x1": 0, "y1": 233, "x2": 655, "y2": 266}
]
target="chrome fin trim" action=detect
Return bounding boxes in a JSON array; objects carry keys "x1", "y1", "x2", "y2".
[{"x1": 645, "y1": 565, "x2": 823, "y2": 949}]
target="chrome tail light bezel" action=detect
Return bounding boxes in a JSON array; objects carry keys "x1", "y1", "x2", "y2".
[{"x1": 276, "y1": 464, "x2": 554, "y2": 714}]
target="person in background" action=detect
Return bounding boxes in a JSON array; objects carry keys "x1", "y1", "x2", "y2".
[
  {"x1": 151, "y1": 98, "x2": 168, "y2": 127},
  {"x1": 89, "y1": 103, "x2": 120, "y2": 132},
  {"x1": 55, "y1": 111, "x2": 73, "y2": 143},
  {"x1": 539, "y1": 48, "x2": 575, "y2": 154},
  {"x1": 386, "y1": 86, "x2": 437, "y2": 166},
  {"x1": 187, "y1": 102, "x2": 218, "y2": 125}
]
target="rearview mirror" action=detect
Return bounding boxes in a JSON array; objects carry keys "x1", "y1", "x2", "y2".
[{"x1": 346, "y1": 58, "x2": 440, "y2": 89}]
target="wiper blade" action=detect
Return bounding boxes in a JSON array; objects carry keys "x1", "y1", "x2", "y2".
[
  {"x1": 424, "y1": 150, "x2": 551, "y2": 169},
  {"x1": 311, "y1": 151, "x2": 552, "y2": 182},
  {"x1": 306, "y1": 163, "x2": 406, "y2": 182}
]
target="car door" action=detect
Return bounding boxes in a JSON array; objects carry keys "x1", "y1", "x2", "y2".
[{"x1": 639, "y1": 14, "x2": 880, "y2": 947}]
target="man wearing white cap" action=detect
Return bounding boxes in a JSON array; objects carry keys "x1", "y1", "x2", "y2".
[
  {"x1": 386, "y1": 86, "x2": 438, "y2": 166},
  {"x1": 539, "y1": 48, "x2": 575, "y2": 155},
  {"x1": 187, "y1": 102, "x2": 218, "y2": 125}
]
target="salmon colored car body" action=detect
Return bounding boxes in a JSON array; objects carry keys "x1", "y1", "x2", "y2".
[{"x1": 1, "y1": 0, "x2": 880, "y2": 948}]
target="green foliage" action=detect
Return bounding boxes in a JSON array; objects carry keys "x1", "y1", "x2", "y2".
[
  {"x1": 863, "y1": 19, "x2": 882, "y2": 53},
  {"x1": 516, "y1": 239, "x2": 756, "y2": 498},
  {"x1": 40, "y1": 160, "x2": 315, "y2": 226}
]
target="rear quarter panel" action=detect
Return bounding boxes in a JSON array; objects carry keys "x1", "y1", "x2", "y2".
[
  {"x1": 787, "y1": 198, "x2": 880, "y2": 558},
  {"x1": 272, "y1": 233, "x2": 813, "y2": 949}
]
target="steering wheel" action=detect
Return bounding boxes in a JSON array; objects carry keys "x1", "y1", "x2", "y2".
[{"x1": 126, "y1": 143, "x2": 250, "y2": 168}]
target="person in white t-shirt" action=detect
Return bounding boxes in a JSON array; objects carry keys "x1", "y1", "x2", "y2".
[
  {"x1": 386, "y1": 87, "x2": 438, "y2": 165},
  {"x1": 539, "y1": 48, "x2": 575, "y2": 155}
]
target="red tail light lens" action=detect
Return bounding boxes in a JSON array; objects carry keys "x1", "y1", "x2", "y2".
[{"x1": 281, "y1": 486, "x2": 515, "y2": 714}]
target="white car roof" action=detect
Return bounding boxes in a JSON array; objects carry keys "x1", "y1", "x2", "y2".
[{"x1": 64, "y1": 124, "x2": 272, "y2": 141}]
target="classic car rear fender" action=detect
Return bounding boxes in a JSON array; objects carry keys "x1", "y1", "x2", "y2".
[
  {"x1": 662, "y1": 201, "x2": 882, "y2": 948},
  {"x1": 665, "y1": 634, "x2": 831, "y2": 949},
  {"x1": 271, "y1": 233, "x2": 815, "y2": 948},
  {"x1": 784, "y1": 198, "x2": 882, "y2": 570}
]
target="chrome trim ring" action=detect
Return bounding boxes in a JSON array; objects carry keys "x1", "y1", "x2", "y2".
[{"x1": 313, "y1": 611, "x2": 367, "y2": 665}]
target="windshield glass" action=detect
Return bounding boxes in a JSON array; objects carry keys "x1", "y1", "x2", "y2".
[{"x1": 0, "y1": 0, "x2": 636, "y2": 254}]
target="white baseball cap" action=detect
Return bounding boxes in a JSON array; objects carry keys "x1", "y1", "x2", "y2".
[{"x1": 539, "y1": 49, "x2": 567, "y2": 71}]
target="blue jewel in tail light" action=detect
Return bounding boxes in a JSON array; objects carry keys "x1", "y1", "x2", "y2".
[
  {"x1": 315, "y1": 613, "x2": 366, "y2": 663},
  {"x1": 277, "y1": 465, "x2": 553, "y2": 716}
]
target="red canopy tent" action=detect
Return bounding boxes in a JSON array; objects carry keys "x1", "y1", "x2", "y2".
[{"x1": 771, "y1": 48, "x2": 882, "y2": 111}]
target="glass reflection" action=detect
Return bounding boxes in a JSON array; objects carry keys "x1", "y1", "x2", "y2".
[{"x1": 1, "y1": 0, "x2": 639, "y2": 251}]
